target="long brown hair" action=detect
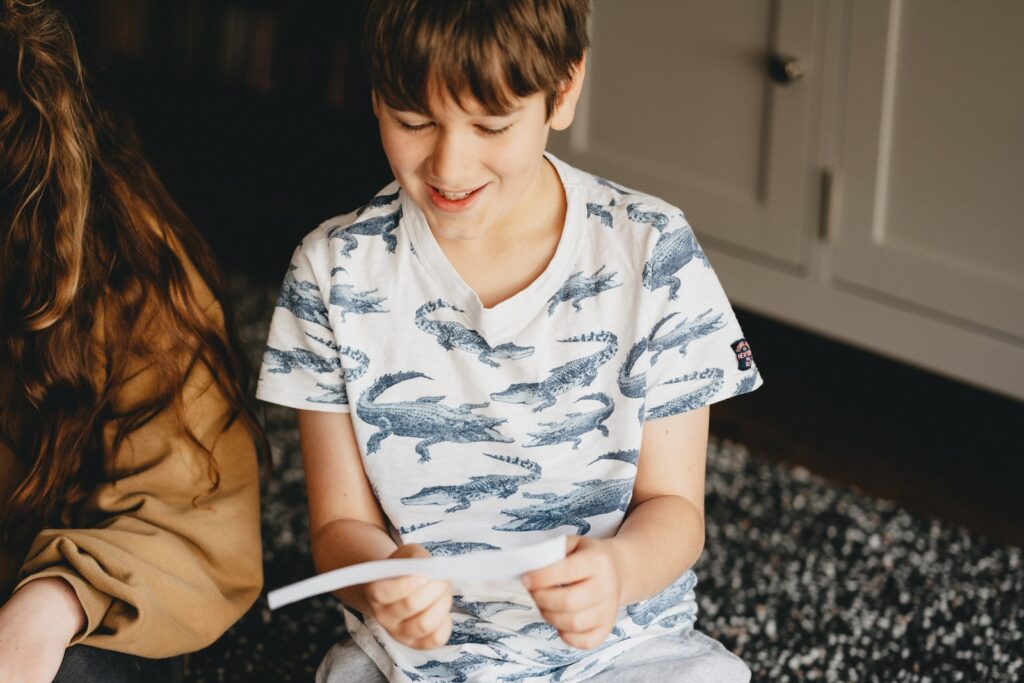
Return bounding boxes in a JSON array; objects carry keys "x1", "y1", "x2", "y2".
[{"x1": 0, "y1": 1, "x2": 262, "y2": 540}]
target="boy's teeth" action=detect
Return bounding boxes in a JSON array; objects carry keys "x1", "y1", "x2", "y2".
[{"x1": 439, "y1": 189, "x2": 473, "y2": 200}]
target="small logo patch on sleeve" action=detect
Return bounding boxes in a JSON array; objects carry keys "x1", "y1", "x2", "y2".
[{"x1": 731, "y1": 339, "x2": 753, "y2": 370}]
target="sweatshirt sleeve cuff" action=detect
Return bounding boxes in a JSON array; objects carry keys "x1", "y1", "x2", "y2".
[{"x1": 14, "y1": 571, "x2": 113, "y2": 644}]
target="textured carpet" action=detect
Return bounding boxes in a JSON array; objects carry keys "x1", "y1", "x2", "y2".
[{"x1": 184, "y1": 279, "x2": 1024, "y2": 682}]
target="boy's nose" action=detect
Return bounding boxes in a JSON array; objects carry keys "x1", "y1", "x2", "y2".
[{"x1": 429, "y1": 131, "x2": 474, "y2": 189}]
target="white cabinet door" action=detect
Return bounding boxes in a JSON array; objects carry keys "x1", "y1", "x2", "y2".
[
  {"x1": 832, "y1": 0, "x2": 1024, "y2": 340},
  {"x1": 549, "y1": 0, "x2": 820, "y2": 268}
]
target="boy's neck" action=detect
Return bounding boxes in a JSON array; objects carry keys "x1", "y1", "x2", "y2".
[{"x1": 433, "y1": 157, "x2": 567, "y2": 309}]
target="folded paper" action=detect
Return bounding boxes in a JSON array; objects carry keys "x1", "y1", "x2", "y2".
[{"x1": 267, "y1": 536, "x2": 567, "y2": 610}]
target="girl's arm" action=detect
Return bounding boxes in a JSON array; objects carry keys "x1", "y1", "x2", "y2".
[
  {"x1": 0, "y1": 577, "x2": 85, "y2": 683},
  {"x1": 524, "y1": 405, "x2": 709, "y2": 648},
  {"x1": 13, "y1": 297, "x2": 263, "y2": 659},
  {"x1": 299, "y1": 410, "x2": 453, "y2": 649}
]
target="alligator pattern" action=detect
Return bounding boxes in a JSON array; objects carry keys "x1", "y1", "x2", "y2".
[
  {"x1": 626, "y1": 571, "x2": 698, "y2": 626},
  {"x1": 356, "y1": 371, "x2": 513, "y2": 462},
  {"x1": 546, "y1": 266, "x2": 621, "y2": 316},
  {"x1": 275, "y1": 264, "x2": 330, "y2": 327},
  {"x1": 589, "y1": 449, "x2": 640, "y2": 467},
  {"x1": 421, "y1": 540, "x2": 500, "y2": 556},
  {"x1": 258, "y1": 158, "x2": 761, "y2": 682},
  {"x1": 523, "y1": 392, "x2": 614, "y2": 450},
  {"x1": 409, "y1": 652, "x2": 492, "y2": 683},
  {"x1": 415, "y1": 299, "x2": 534, "y2": 367},
  {"x1": 452, "y1": 595, "x2": 530, "y2": 619},
  {"x1": 516, "y1": 621, "x2": 561, "y2": 640},
  {"x1": 401, "y1": 453, "x2": 541, "y2": 512},
  {"x1": 648, "y1": 309, "x2": 726, "y2": 364},
  {"x1": 329, "y1": 282, "x2": 388, "y2": 322},
  {"x1": 645, "y1": 367, "x2": 725, "y2": 420},
  {"x1": 262, "y1": 346, "x2": 340, "y2": 376},
  {"x1": 617, "y1": 335, "x2": 649, "y2": 423},
  {"x1": 494, "y1": 478, "x2": 633, "y2": 534},
  {"x1": 586, "y1": 202, "x2": 614, "y2": 229},
  {"x1": 490, "y1": 331, "x2": 618, "y2": 412},
  {"x1": 303, "y1": 334, "x2": 369, "y2": 405},
  {"x1": 355, "y1": 190, "x2": 400, "y2": 217},
  {"x1": 630, "y1": 203, "x2": 711, "y2": 300},
  {"x1": 446, "y1": 617, "x2": 515, "y2": 648},
  {"x1": 735, "y1": 370, "x2": 760, "y2": 395},
  {"x1": 263, "y1": 333, "x2": 369, "y2": 405},
  {"x1": 532, "y1": 626, "x2": 626, "y2": 667},
  {"x1": 396, "y1": 520, "x2": 442, "y2": 536},
  {"x1": 328, "y1": 206, "x2": 402, "y2": 257},
  {"x1": 596, "y1": 176, "x2": 632, "y2": 195}
]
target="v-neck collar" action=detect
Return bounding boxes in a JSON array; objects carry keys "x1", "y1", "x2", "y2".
[{"x1": 402, "y1": 152, "x2": 584, "y2": 340}]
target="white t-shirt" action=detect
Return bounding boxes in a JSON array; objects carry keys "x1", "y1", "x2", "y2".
[{"x1": 257, "y1": 154, "x2": 761, "y2": 682}]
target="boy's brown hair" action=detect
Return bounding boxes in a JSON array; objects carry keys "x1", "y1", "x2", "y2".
[{"x1": 363, "y1": 0, "x2": 590, "y2": 118}]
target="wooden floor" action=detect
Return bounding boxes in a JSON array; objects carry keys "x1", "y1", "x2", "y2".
[{"x1": 709, "y1": 309, "x2": 1024, "y2": 548}]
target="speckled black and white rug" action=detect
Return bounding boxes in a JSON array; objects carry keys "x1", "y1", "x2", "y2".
[{"x1": 184, "y1": 279, "x2": 1024, "y2": 682}]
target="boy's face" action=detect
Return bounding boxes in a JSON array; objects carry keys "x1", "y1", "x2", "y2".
[{"x1": 373, "y1": 64, "x2": 584, "y2": 244}]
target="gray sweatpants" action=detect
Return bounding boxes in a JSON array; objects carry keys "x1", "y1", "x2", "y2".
[{"x1": 316, "y1": 629, "x2": 751, "y2": 682}]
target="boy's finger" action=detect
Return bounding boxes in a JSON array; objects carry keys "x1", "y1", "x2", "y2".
[
  {"x1": 408, "y1": 616, "x2": 453, "y2": 651},
  {"x1": 541, "y1": 601, "x2": 610, "y2": 637},
  {"x1": 398, "y1": 589, "x2": 453, "y2": 643},
  {"x1": 377, "y1": 578, "x2": 450, "y2": 623},
  {"x1": 523, "y1": 547, "x2": 592, "y2": 590},
  {"x1": 559, "y1": 623, "x2": 613, "y2": 651},
  {"x1": 365, "y1": 573, "x2": 428, "y2": 606},
  {"x1": 530, "y1": 578, "x2": 607, "y2": 614}
]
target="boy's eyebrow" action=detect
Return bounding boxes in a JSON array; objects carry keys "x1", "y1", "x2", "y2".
[
  {"x1": 488, "y1": 104, "x2": 526, "y2": 116},
  {"x1": 387, "y1": 105, "x2": 431, "y2": 117}
]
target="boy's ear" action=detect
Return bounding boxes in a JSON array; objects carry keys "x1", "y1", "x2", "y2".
[
  {"x1": 549, "y1": 53, "x2": 587, "y2": 132},
  {"x1": 371, "y1": 90, "x2": 382, "y2": 118}
]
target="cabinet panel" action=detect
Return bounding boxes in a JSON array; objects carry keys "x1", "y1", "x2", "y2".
[
  {"x1": 550, "y1": 0, "x2": 819, "y2": 267},
  {"x1": 833, "y1": 0, "x2": 1024, "y2": 340}
]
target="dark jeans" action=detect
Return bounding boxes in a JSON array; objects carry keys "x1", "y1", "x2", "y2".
[{"x1": 53, "y1": 645, "x2": 184, "y2": 683}]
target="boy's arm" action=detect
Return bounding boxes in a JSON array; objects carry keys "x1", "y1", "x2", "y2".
[
  {"x1": 524, "y1": 405, "x2": 708, "y2": 648},
  {"x1": 299, "y1": 409, "x2": 453, "y2": 649},
  {"x1": 298, "y1": 409, "x2": 397, "y2": 613},
  {"x1": 607, "y1": 405, "x2": 708, "y2": 604}
]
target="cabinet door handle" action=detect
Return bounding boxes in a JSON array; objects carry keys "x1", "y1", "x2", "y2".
[{"x1": 768, "y1": 54, "x2": 805, "y2": 84}]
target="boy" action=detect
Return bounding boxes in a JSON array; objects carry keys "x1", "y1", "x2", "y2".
[{"x1": 258, "y1": 0, "x2": 760, "y2": 680}]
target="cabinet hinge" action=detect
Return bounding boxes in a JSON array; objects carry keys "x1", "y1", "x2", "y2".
[{"x1": 818, "y1": 168, "x2": 834, "y2": 242}]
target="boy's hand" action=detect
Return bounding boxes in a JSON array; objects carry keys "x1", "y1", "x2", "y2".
[
  {"x1": 363, "y1": 544, "x2": 452, "y2": 650},
  {"x1": 522, "y1": 536, "x2": 622, "y2": 650}
]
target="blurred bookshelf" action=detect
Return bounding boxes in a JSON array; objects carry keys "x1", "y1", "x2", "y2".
[{"x1": 56, "y1": 0, "x2": 392, "y2": 280}]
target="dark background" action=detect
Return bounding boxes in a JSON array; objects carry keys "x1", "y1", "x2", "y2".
[
  {"x1": 58, "y1": 0, "x2": 392, "y2": 277},
  {"x1": 53, "y1": 0, "x2": 1023, "y2": 547}
]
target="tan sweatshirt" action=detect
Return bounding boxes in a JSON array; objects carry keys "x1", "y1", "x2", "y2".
[{"x1": 0, "y1": 269, "x2": 262, "y2": 658}]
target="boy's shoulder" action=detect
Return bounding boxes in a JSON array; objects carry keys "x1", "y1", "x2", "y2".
[
  {"x1": 558, "y1": 157, "x2": 689, "y2": 235},
  {"x1": 291, "y1": 181, "x2": 404, "y2": 262}
]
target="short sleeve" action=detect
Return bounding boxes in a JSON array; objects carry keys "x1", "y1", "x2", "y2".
[
  {"x1": 641, "y1": 218, "x2": 762, "y2": 421},
  {"x1": 256, "y1": 244, "x2": 351, "y2": 412}
]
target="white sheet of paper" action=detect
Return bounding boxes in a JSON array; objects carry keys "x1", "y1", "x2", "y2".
[{"x1": 267, "y1": 536, "x2": 567, "y2": 610}]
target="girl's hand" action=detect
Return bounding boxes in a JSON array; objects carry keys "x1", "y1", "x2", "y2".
[
  {"x1": 363, "y1": 544, "x2": 453, "y2": 650},
  {"x1": 522, "y1": 536, "x2": 623, "y2": 650},
  {"x1": 0, "y1": 577, "x2": 85, "y2": 683}
]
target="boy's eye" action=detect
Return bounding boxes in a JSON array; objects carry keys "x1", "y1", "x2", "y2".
[
  {"x1": 398, "y1": 120, "x2": 432, "y2": 132},
  {"x1": 478, "y1": 124, "x2": 513, "y2": 136}
]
